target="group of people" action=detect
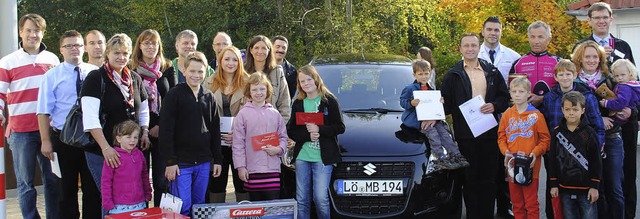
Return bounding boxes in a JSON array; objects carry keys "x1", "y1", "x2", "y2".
[
  {"x1": 1, "y1": 11, "x2": 345, "y2": 219},
  {"x1": 1, "y1": 1, "x2": 638, "y2": 219},
  {"x1": 405, "y1": 2, "x2": 635, "y2": 219}
]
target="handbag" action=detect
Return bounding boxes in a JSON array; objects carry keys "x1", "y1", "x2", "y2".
[
  {"x1": 159, "y1": 182, "x2": 183, "y2": 213},
  {"x1": 59, "y1": 69, "x2": 105, "y2": 150}
]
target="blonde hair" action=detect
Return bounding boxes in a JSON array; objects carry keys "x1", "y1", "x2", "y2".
[
  {"x1": 296, "y1": 65, "x2": 335, "y2": 102},
  {"x1": 571, "y1": 40, "x2": 610, "y2": 77},
  {"x1": 509, "y1": 77, "x2": 531, "y2": 91},
  {"x1": 210, "y1": 46, "x2": 249, "y2": 95},
  {"x1": 554, "y1": 59, "x2": 577, "y2": 76},
  {"x1": 184, "y1": 51, "x2": 208, "y2": 70},
  {"x1": 130, "y1": 29, "x2": 170, "y2": 71},
  {"x1": 112, "y1": 120, "x2": 141, "y2": 146},
  {"x1": 104, "y1": 33, "x2": 133, "y2": 62},
  {"x1": 244, "y1": 73, "x2": 273, "y2": 100},
  {"x1": 611, "y1": 59, "x2": 638, "y2": 82}
]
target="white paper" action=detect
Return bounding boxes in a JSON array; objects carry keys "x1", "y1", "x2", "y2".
[
  {"x1": 50, "y1": 152, "x2": 61, "y2": 178},
  {"x1": 614, "y1": 49, "x2": 626, "y2": 58},
  {"x1": 413, "y1": 90, "x2": 445, "y2": 120},
  {"x1": 458, "y1": 95, "x2": 498, "y2": 137},
  {"x1": 220, "y1": 117, "x2": 234, "y2": 146}
]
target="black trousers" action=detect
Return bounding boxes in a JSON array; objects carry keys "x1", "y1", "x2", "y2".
[
  {"x1": 249, "y1": 190, "x2": 280, "y2": 201},
  {"x1": 51, "y1": 130, "x2": 101, "y2": 218},
  {"x1": 495, "y1": 152, "x2": 511, "y2": 214},
  {"x1": 143, "y1": 135, "x2": 167, "y2": 207},
  {"x1": 458, "y1": 138, "x2": 498, "y2": 219},
  {"x1": 209, "y1": 146, "x2": 245, "y2": 193},
  {"x1": 621, "y1": 112, "x2": 638, "y2": 219}
]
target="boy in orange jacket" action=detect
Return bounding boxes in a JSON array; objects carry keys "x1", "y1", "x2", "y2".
[{"x1": 498, "y1": 77, "x2": 551, "y2": 219}]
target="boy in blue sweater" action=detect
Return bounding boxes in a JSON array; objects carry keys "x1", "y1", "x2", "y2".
[{"x1": 400, "y1": 60, "x2": 469, "y2": 171}]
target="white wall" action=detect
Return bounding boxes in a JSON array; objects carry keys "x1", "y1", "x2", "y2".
[{"x1": 612, "y1": 10, "x2": 640, "y2": 65}]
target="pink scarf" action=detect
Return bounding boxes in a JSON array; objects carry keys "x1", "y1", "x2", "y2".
[
  {"x1": 578, "y1": 70, "x2": 602, "y2": 90},
  {"x1": 137, "y1": 59, "x2": 162, "y2": 114}
]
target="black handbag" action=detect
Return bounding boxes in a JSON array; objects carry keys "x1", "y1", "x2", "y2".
[{"x1": 59, "y1": 69, "x2": 104, "y2": 150}]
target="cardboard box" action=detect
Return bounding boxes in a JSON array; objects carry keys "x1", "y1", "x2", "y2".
[
  {"x1": 105, "y1": 207, "x2": 189, "y2": 219},
  {"x1": 192, "y1": 199, "x2": 297, "y2": 219}
]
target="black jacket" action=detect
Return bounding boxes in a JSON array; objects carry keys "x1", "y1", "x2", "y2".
[
  {"x1": 576, "y1": 34, "x2": 635, "y2": 65},
  {"x1": 282, "y1": 59, "x2": 298, "y2": 99},
  {"x1": 440, "y1": 58, "x2": 510, "y2": 140},
  {"x1": 287, "y1": 94, "x2": 345, "y2": 165},
  {"x1": 548, "y1": 117, "x2": 602, "y2": 195},
  {"x1": 159, "y1": 84, "x2": 222, "y2": 166}
]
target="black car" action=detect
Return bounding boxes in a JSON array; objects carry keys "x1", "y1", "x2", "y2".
[{"x1": 282, "y1": 54, "x2": 463, "y2": 218}]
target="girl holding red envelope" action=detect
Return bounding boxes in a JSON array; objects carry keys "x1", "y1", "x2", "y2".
[
  {"x1": 232, "y1": 73, "x2": 288, "y2": 201},
  {"x1": 287, "y1": 65, "x2": 345, "y2": 219}
]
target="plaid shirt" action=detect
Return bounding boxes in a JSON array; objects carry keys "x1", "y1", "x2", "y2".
[{"x1": 540, "y1": 82, "x2": 605, "y2": 147}]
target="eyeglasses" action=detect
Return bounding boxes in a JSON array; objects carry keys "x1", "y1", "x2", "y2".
[
  {"x1": 590, "y1": 16, "x2": 610, "y2": 21},
  {"x1": 142, "y1": 41, "x2": 159, "y2": 47},
  {"x1": 61, "y1": 44, "x2": 84, "y2": 49}
]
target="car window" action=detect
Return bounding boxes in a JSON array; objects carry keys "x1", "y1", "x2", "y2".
[{"x1": 314, "y1": 64, "x2": 414, "y2": 110}]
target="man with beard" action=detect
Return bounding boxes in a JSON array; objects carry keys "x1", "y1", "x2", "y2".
[{"x1": 166, "y1": 30, "x2": 214, "y2": 86}]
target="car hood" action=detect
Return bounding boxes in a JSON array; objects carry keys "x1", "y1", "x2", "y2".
[{"x1": 338, "y1": 112, "x2": 428, "y2": 157}]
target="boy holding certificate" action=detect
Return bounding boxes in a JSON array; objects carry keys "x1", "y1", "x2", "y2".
[{"x1": 400, "y1": 60, "x2": 469, "y2": 172}]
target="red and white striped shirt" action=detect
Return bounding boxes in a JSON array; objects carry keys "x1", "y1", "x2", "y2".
[{"x1": 0, "y1": 48, "x2": 59, "y2": 133}]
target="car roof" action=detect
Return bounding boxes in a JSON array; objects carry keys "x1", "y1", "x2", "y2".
[{"x1": 309, "y1": 53, "x2": 412, "y2": 65}]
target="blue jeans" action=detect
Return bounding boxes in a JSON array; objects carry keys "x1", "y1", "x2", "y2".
[
  {"x1": 603, "y1": 135, "x2": 625, "y2": 219},
  {"x1": 84, "y1": 151, "x2": 107, "y2": 218},
  {"x1": 561, "y1": 193, "x2": 597, "y2": 219},
  {"x1": 170, "y1": 162, "x2": 210, "y2": 217},
  {"x1": 108, "y1": 201, "x2": 146, "y2": 214},
  {"x1": 295, "y1": 160, "x2": 333, "y2": 219},
  {"x1": 8, "y1": 131, "x2": 59, "y2": 219}
]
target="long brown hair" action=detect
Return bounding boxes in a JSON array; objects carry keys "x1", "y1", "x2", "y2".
[
  {"x1": 571, "y1": 40, "x2": 609, "y2": 77},
  {"x1": 244, "y1": 35, "x2": 276, "y2": 74},
  {"x1": 296, "y1": 65, "x2": 335, "y2": 102},
  {"x1": 129, "y1": 29, "x2": 170, "y2": 71},
  {"x1": 210, "y1": 46, "x2": 249, "y2": 95}
]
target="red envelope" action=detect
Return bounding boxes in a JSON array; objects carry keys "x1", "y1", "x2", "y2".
[
  {"x1": 296, "y1": 112, "x2": 324, "y2": 125},
  {"x1": 251, "y1": 132, "x2": 279, "y2": 151}
]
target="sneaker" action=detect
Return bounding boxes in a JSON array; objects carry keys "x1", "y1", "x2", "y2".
[
  {"x1": 452, "y1": 154, "x2": 470, "y2": 168},
  {"x1": 429, "y1": 159, "x2": 447, "y2": 173},
  {"x1": 436, "y1": 157, "x2": 459, "y2": 170}
]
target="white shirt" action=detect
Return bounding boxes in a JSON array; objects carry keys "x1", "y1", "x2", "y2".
[{"x1": 478, "y1": 43, "x2": 521, "y2": 85}]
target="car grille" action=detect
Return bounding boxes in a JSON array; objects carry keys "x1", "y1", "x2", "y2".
[{"x1": 332, "y1": 162, "x2": 414, "y2": 216}]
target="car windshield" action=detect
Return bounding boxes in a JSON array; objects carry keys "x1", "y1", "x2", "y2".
[{"x1": 314, "y1": 64, "x2": 415, "y2": 111}]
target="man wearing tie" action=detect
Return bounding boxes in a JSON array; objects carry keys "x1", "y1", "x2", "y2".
[
  {"x1": 574, "y1": 3, "x2": 636, "y2": 219},
  {"x1": 478, "y1": 16, "x2": 520, "y2": 86}
]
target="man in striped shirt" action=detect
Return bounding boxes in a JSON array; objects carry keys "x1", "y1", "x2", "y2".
[{"x1": 0, "y1": 13, "x2": 60, "y2": 219}]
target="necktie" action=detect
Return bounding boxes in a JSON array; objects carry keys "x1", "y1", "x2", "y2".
[
  {"x1": 489, "y1": 50, "x2": 496, "y2": 64},
  {"x1": 75, "y1": 67, "x2": 82, "y2": 96},
  {"x1": 600, "y1": 39, "x2": 608, "y2": 47}
]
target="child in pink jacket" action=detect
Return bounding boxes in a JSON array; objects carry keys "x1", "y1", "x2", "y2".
[
  {"x1": 102, "y1": 121, "x2": 152, "y2": 214},
  {"x1": 232, "y1": 73, "x2": 288, "y2": 201}
]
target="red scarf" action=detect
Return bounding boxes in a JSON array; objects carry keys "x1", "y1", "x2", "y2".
[{"x1": 104, "y1": 61, "x2": 135, "y2": 108}]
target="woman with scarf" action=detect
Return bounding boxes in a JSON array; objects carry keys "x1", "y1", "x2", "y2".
[
  {"x1": 129, "y1": 29, "x2": 172, "y2": 207},
  {"x1": 244, "y1": 35, "x2": 291, "y2": 121},
  {"x1": 81, "y1": 34, "x2": 149, "y2": 214},
  {"x1": 573, "y1": 40, "x2": 627, "y2": 219}
]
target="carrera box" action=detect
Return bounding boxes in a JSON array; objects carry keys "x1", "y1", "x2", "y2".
[
  {"x1": 192, "y1": 199, "x2": 297, "y2": 219},
  {"x1": 105, "y1": 207, "x2": 189, "y2": 219}
]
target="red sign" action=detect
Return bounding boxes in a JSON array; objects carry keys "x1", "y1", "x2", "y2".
[
  {"x1": 251, "y1": 132, "x2": 279, "y2": 151},
  {"x1": 230, "y1": 207, "x2": 265, "y2": 217}
]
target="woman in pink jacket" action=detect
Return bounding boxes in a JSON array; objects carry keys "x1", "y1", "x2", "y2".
[
  {"x1": 101, "y1": 120, "x2": 152, "y2": 214},
  {"x1": 232, "y1": 73, "x2": 288, "y2": 201}
]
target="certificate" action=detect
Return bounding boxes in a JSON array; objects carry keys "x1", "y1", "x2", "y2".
[
  {"x1": 296, "y1": 112, "x2": 324, "y2": 125},
  {"x1": 251, "y1": 132, "x2": 279, "y2": 151},
  {"x1": 458, "y1": 95, "x2": 498, "y2": 137},
  {"x1": 413, "y1": 90, "x2": 445, "y2": 120},
  {"x1": 220, "y1": 117, "x2": 234, "y2": 146}
]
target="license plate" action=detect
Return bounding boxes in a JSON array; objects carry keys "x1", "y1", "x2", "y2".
[{"x1": 336, "y1": 180, "x2": 403, "y2": 195}]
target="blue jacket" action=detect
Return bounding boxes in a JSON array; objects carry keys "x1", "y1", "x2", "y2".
[
  {"x1": 400, "y1": 81, "x2": 426, "y2": 129},
  {"x1": 541, "y1": 82, "x2": 605, "y2": 147}
]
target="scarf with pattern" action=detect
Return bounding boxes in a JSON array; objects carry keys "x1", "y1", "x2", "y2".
[
  {"x1": 137, "y1": 59, "x2": 162, "y2": 114},
  {"x1": 105, "y1": 61, "x2": 135, "y2": 108}
]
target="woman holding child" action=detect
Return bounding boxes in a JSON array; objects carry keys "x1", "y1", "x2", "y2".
[{"x1": 572, "y1": 40, "x2": 625, "y2": 219}]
